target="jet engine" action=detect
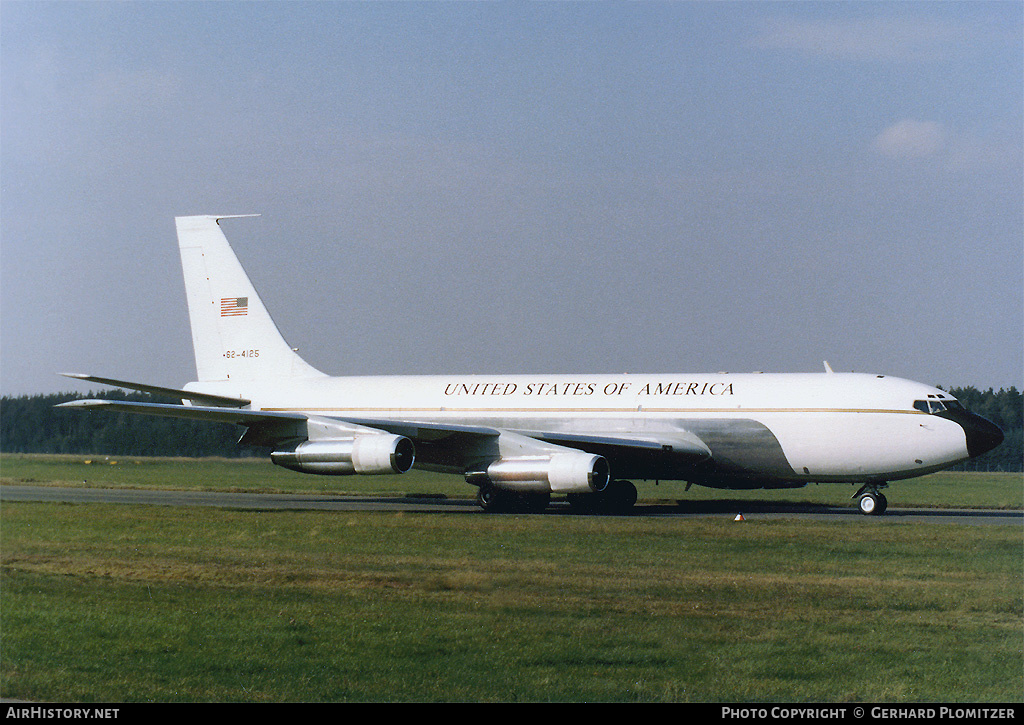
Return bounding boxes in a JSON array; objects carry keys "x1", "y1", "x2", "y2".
[
  {"x1": 271, "y1": 435, "x2": 415, "y2": 475},
  {"x1": 466, "y1": 451, "x2": 610, "y2": 495}
]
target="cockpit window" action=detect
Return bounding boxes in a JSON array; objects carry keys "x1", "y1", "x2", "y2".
[{"x1": 914, "y1": 399, "x2": 961, "y2": 414}]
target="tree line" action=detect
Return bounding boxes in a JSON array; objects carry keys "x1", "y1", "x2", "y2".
[
  {"x1": 1, "y1": 386, "x2": 1020, "y2": 471},
  {"x1": 0, "y1": 391, "x2": 245, "y2": 459}
]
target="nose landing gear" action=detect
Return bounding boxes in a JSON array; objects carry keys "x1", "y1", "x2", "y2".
[{"x1": 853, "y1": 483, "x2": 889, "y2": 516}]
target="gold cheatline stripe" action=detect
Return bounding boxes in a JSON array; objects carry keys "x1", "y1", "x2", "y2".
[{"x1": 261, "y1": 406, "x2": 922, "y2": 415}]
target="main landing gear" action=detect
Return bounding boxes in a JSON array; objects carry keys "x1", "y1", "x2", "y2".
[
  {"x1": 475, "y1": 480, "x2": 638, "y2": 515},
  {"x1": 567, "y1": 479, "x2": 638, "y2": 515},
  {"x1": 476, "y1": 487, "x2": 550, "y2": 514},
  {"x1": 853, "y1": 483, "x2": 889, "y2": 516}
]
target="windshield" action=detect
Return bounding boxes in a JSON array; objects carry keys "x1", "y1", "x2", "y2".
[{"x1": 913, "y1": 398, "x2": 964, "y2": 414}]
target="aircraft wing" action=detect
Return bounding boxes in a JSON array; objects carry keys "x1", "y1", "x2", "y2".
[
  {"x1": 57, "y1": 399, "x2": 500, "y2": 441},
  {"x1": 56, "y1": 399, "x2": 713, "y2": 476},
  {"x1": 57, "y1": 399, "x2": 294, "y2": 425}
]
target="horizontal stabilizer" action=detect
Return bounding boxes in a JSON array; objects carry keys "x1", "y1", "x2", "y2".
[
  {"x1": 56, "y1": 399, "x2": 293, "y2": 424},
  {"x1": 60, "y1": 373, "x2": 250, "y2": 408}
]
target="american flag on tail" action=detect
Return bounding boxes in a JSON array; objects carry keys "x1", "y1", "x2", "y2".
[{"x1": 220, "y1": 297, "x2": 248, "y2": 317}]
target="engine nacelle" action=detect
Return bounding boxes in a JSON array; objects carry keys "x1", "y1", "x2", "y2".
[
  {"x1": 271, "y1": 435, "x2": 415, "y2": 475},
  {"x1": 466, "y1": 452, "x2": 610, "y2": 494}
]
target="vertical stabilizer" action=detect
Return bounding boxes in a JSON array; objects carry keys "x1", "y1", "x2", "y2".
[{"x1": 175, "y1": 215, "x2": 325, "y2": 382}]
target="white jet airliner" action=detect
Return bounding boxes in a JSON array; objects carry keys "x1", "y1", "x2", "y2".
[{"x1": 60, "y1": 215, "x2": 1004, "y2": 515}]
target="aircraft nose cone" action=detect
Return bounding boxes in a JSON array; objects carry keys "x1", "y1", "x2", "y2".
[{"x1": 962, "y1": 413, "x2": 1004, "y2": 459}]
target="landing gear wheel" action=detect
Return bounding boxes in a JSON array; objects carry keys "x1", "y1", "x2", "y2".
[
  {"x1": 567, "y1": 480, "x2": 637, "y2": 515},
  {"x1": 853, "y1": 483, "x2": 890, "y2": 516},
  {"x1": 566, "y1": 492, "x2": 596, "y2": 513},
  {"x1": 477, "y1": 487, "x2": 550, "y2": 513},
  {"x1": 858, "y1": 492, "x2": 888, "y2": 516},
  {"x1": 605, "y1": 479, "x2": 638, "y2": 513},
  {"x1": 519, "y1": 491, "x2": 551, "y2": 513},
  {"x1": 477, "y1": 486, "x2": 507, "y2": 513}
]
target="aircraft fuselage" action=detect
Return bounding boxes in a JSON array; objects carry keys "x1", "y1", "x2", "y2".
[{"x1": 188, "y1": 371, "x2": 997, "y2": 489}]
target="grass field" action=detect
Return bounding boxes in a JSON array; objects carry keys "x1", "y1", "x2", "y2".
[{"x1": 1, "y1": 455, "x2": 1022, "y2": 702}]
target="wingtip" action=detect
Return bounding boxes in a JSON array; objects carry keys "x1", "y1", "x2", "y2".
[{"x1": 56, "y1": 399, "x2": 106, "y2": 409}]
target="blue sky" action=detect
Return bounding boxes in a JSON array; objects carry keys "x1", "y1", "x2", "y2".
[{"x1": 2, "y1": 1, "x2": 1021, "y2": 395}]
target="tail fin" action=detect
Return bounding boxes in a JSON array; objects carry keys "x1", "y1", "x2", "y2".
[{"x1": 175, "y1": 215, "x2": 325, "y2": 382}]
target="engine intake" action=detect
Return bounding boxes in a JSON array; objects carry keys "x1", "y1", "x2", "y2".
[
  {"x1": 466, "y1": 451, "x2": 610, "y2": 494},
  {"x1": 272, "y1": 435, "x2": 415, "y2": 475}
]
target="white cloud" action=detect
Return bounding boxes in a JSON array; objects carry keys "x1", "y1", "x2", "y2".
[{"x1": 872, "y1": 120, "x2": 945, "y2": 159}]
